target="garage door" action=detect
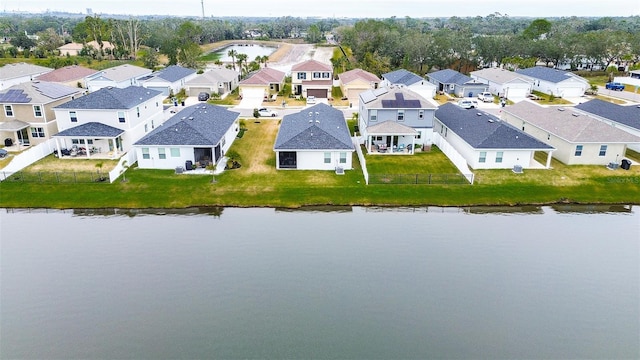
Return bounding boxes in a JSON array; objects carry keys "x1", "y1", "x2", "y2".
[
  {"x1": 238, "y1": 87, "x2": 265, "y2": 109},
  {"x1": 307, "y1": 89, "x2": 327, "y2": 98},
  {"x1": 504, "y1": 87, "x2": 528, "y2": 101},
  {"x1": 189, "y1": 87, "x2": 211, "y2": 97},
  {"x1": 561, "y1": 87, "x2": 585, "y2": 98}
]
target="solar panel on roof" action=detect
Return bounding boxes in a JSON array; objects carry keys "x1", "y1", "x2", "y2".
[
  {"x1": 34, "y1": 82, "x2": 76, "y2": 99},
  {"x1": 373, "y1": 87, "x2": 388, "y2": 96},
  {"x1": 0, "y1": 89, "x2": 30, "y2": 103},
  {"x1": 360, "y1": 91, "x2": 376, "y2": 104}
]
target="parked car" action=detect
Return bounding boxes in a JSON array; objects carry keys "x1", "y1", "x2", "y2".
[
  {"x1": 457, "y1": 99, "x2": 478, "y2": 109},
  {"x1": 198, "y1": 92, "x2": 210, "y2": 101},
  {"x1": 257, "y1": 108, "x2": 278, "y2": 117},
  {"x1": 477, "y1": 92, "x2": 493, "y2": 103},
  {"x1": 306, "y1": 95, "x2": 316, "y2": 104},
  {"x1": 527, "y1": 93, "x2": 541, "y2": 100},
  {"x1": 605, "y1": 82, "x2": 625, "y2": 91},
  {"x1": 0, "y1": 148, "x2": 7, "y2": 158}
]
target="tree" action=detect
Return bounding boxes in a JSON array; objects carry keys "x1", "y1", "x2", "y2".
[
  {"x1": 113, "y1": 18, "x2": 144, "y2": 59},
  {"x1": 236, "y1": 53, "x2": 248, "y2": 75},
  {"x1": 306, "y1": 24, "x2": 323, "y2": 43},
  {"x1": 11, "y1": 32, "x2": 36, "y2": 51},
  {"x1": 178, "y1": 42, "x2": 202, "y2": 69},
  {"x1": 140, "y1": 48, "x2": 159, "y2": 69},
  {"x1": 227, "y1": 48, "x2": 237, "y2": 70},
  {"x1": 523, "y1": 19, "x2": 552, "y2": 40},
  {"x1": 36, "y1": 28, "x2": 63, "y2": 55}
]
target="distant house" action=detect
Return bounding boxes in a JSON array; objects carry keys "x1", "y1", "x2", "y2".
[
  {"x1": 185, "y1": 68, "x2": 241, "y2": 97},
  {"x1": 134, "y1": 103, "x2": 240, "y2": 169},
  {"x1": 52, "y1": 86, "x2": 164, "y2": 159},
  {"x1": 274, "y1": 103, "x2": 354, "y2": 170},
  {"x1": 338, "y1": 68, "x2": 380, "y2": 104},
  {"x1": 575, "y1": 99, "x2": 640, "y2": 152},
  {"x1": 141, "y1": 65, "x2": 197, "y2": 96},
  {"x1": 435, "y1": 102, "x2": 554, "y2": 169},
  {"x1": 0, "y1": 63, "x2": 53, "y2": 90},
  {"x1": 34, "y1": 65, "x2": 98, "y2": 88},
  {"x1": 515, "y1": 66, "x2": 589, "y2": 98},
  {"x1": 291, "y1": 59, "x2": 333, "y2": 99},
  {"x1": 0, "y1": 81, "x2": 81, "y2": 148},
  {"x1": 502, "y1": 101, "x2": 640, "y2": 165},
  {"x1": 57, "y1": 41, "x2": 115, "y2": 57},
  {"x1": 358, "y1": 87, "x2": 436, "y2": 154},
  {"x1": 85, "y1": 64, "x2": 152, "y2": 92},
  {"x1": 426, "y1": 69, "x2": 487, "y2": 97},
  {"x1": 469, "y1": 68, "x2": 532, "y2": 101},
  {"x1": 238, "y1": 67, "x2": 285, "y2": 103},
  {"x1": 381, "y1": 69, "x2": 437, "y2": 101}
]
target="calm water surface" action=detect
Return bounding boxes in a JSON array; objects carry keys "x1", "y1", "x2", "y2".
[
  {"x1": 214, "y1": 44, "x2": 277, "y2": 62},
  {"x1": 1, "y1": 206, "x2": 638, "y2": 359}
]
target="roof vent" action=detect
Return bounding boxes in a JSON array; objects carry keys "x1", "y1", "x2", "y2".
[
  {"x1": 488, "y1": 119, "x2": 494, "y2": 123},
  {"x1": 188, "y1": 117, "x2": 194, "y2": 120},
  {"x1": 476, "y1": 112, "x2": 482, "y2": 116},
  {"x1": 572, "y1": 113, "x2": 579, "y2": 117},
  {"x1": 558, "y1": 107, "x2": 565, "y2": 111}
]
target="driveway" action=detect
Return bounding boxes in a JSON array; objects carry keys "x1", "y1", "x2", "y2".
[
  {"x1": 238, "y1": 88, "x2": 265, "y2": 109},
  {"x1": 597, "y1": 86, "x2": 640, "y2": 103}
]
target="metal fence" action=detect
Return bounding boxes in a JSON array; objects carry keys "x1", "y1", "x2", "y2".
[
  {"x1": 2, "y1": 171, "x2": 110, "y2": 184},
  {"x1": 368, "y1": 173, "x2": 472, "y2": 185}
]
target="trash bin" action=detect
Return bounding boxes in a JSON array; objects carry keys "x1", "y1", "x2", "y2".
[
  {"x1": 181, "y1": 101, "x2": 185, "y2": 106},
  {"x1": 621, "y1": 159, "x2": 632, "y2": 170},
  {"x1": 4, "y1": 138, "x2": 13, "y2": 146},
  {"x1": 185, "y1": 160, "x2": 193, "y2": 170}
]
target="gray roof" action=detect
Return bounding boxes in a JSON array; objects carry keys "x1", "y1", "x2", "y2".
[
  {"x1": 427, "y1": 69, "x2": 473, "y2": 85},
  {"x1": 54, "y1": 122, "x2": 124, "y2": 137},
  {"x1": 0, "y1": 81, "x2": 80, "y2": 104},
  {"x1": 470, "y1": 68, "x2": 531, "y2": 84},
  {"x1": 0, "y1": 62, "x2": 52, "y2": 80},
  {"x1": 504, "y1": 101, "x2": 640, "y2": 143},
  {"x1": 135, "y1": 104, "x2": 239, "y2": 146},
  {"x1": 515, "y1": 66, "x2": 586, "y2": 84},
  {"x1": 186, "y1": 68, "x2": 240, "y2": 86},
  {"x1": 54, "y1": 86, "x2": 161, "y2": 110},
  {"x1": 89, "y1": 64, "x2": 151, "y2": 83},
  {"x1": 274, "y1": 103, "x2": 354, "y2": 151},
  {"x1": 575, "y1": 99, "x2": 640, "y2": 131},
  {"x1": 382, "y1": 69, "x2": 423, "y2": 86},
  {"x1": 148, "y1": 65, "x2": 196, "y2": 83},
  {"x1": 360, "y1": 87, "x2": 435, "y2": 109},
  {"x1": 435, "y1": 103, "x2": 553, "y2": 150}
]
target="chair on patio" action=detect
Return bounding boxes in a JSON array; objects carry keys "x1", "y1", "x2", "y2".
[{"x1": 398, "y1": 144, "x2": 405, "y2": 152}]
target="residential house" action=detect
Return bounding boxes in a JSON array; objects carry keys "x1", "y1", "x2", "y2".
[
  {"x1": 575, "y1": 99, "x2": 640, "y2": 152},
  {"x1": 502, "y1": 101, "x2": 640, "y2": 165},
  {"x1": 0, "y1": 81, "x2": 82, "y2": 148},
  {"x1": 34, "y1": 65, "x2": 98, "y2": 89},
  {"x1": 381, "y1": 69, "x2": 437, "y2": 101},
  {"x1": 426, "y1": 69, "x2": 487, "y2": 97},
  {"x1": 338, "y1": 68, "x2": 380, "y2": 104},
  {"x1": 52, "y1": 86, "x2": 164, "y2": 159},
  {"x1": 185, "y1": 68, "x2": 241, "y2": 97},
  {"x1": 0, "y1": 62, "x2": 53, "y2": 90},
  {"x1": 469, "y1": 68, "x2": 532, "y2": 101},
  {"x1": 57, "y1": 41, "x2": 115, "y2": 57},
  {"x1": 274, "y1": 103, "x2": 354, "y2": 170},
  {"x1": 85, "y1": 64, "x2": 152, "y2": 92},
  {"x1": 435, "y1": 103, "x2": 554, "y2": 169},
  {"x1": 515, "y1": 66, "x2": 589, "y2": 98},
  {"x1": 134, "y1": 103, "x2": 240, "y2": 169},
  {"x1": 238, "y1": 67, "x2": 285, "y2": 103},
  {"x1": 141, "y1": 65, "x2": 197, "y2": 96},
  {"x1": 358, "y1": 87, "x2": 436, "y2": 154},
  {"x1": 291, "y1": 59, "x2": 333, "y2": 99}
]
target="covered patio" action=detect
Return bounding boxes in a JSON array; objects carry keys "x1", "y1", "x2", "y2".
[
  {"x1": 53, "y1": 122, "x2": 125, "y2": 160},
  {"x1": 365, "y1": 121, "x2": 418, "y2": 155},
  {"x1": 0, "y1": 119, "x2": 31, "y2": 151}
]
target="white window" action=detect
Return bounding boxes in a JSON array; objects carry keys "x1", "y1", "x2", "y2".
[
  {"x1": 418, "y1": 110, "x2": 424, "y2": 119},
  {"x1": 575, "y1": 145, "x2": 583, "y2": 156},
  {"x1": 599, "y1": 145, "x2": 607, "y2": 156},
  {"x1": 324, "y1": 152, "x2": 331, "y2": 164},
  {"x1": 322, "y1": 72, "x2": 331, "y2": 79},
  {"x1": 136, "y1": 107, "x2": 140, "y2": 117},
  {"x1": 397, "y1": 110, "x2": 405, "y2": 122},
  {"x1": 170, "y1": 148, "x2": 180, "y2": 157},
  {"x1": 496, "y1": 151, "x2": 503, "y2": 163},
  {"x1": 479, "y1": 151, "x2": 487, "y2": 163},
  {"x1": 30, "y1": 127, "x2": 45, "y2": 138},
  {"x1": 313, "y1": 72, "x2": 321, "y2": 79},
  {"x1": 70, "y1": 111, "x2": 77, "y2": 122},
  {"x1": 339, "y1": 152, "x2": 347, "y2": 164},
  {"x1": 118, "y1": 111, "x2": 125, "y2": 123},
  {"x1": 370, "y1": 110, "x2": 377, "y2": 122},
  {"x1": 158, "y1": 148, "x2": 166, "y2": 159},
  {"x1": 142, "y1": 148, "x2": 150, "y2": 159},
  {"x1": 33, "y1": 105, "x2": 43, "y2": 117},
  {"x1": 4, "y1": 105, "x2": 13, "y2": 117},
  {"x1": 297, "y1": 72, "x2": 306, "y2": 80}
]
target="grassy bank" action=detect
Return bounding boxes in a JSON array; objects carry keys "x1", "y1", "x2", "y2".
[{"x1": 1, "y1": 120, "x2": 640, "y2": 209}]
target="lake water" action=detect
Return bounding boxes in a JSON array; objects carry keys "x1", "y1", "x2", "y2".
[
  {"x1": 212, "y1": 44, "x2": 277, "y2": 62},
  {"x1": 1, "y1": 206, "x2": 638, "y2": 359}
]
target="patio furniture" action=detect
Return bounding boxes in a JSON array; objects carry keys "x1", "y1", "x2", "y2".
[{"x1": 185, "y1": 160, "x2": 193, "y2": 171}]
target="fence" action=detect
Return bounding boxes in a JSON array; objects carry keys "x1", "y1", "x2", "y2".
[
  {"x1": 353, "y1": 136, "x2": 369, "y2": 184},
  {"x1": 1, "y1": 170, "x2": 110, "y2": 183},
  {"x1": 368, "y1": 173, "x2": 472, "y2": 185},
  {"x1": 108, "y1": 151, "x2": 137, "y2": 183},
  {"x1": 432, "y1": 132, "x2": 475, "y2": 184},
  {"x1": 0, "y1": 139, "x2": 57, "y2": 181}
]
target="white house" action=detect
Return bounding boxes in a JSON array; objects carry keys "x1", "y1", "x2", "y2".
[
  {"x1": 502, "y1": 101, "x2": 640, "y2": 165},
  {"x1": 470, "y1": 68, "x2": 532, "y2": 102},
  {"x1": 575, "y1": 99, "x2": 640, "y2": 152},
  {"x1": 427, "y1": 69, "x2": 487, "y2": 98},
  {"x1": 186, "y1": 68, "x2": 241, "y2": 97},
  {"x1": 134, "y1": 103, "x2": 240, "y2": 170},
  {"x1": 52, "y1": 86, "x2": 164, "y2": 159},
  {"x1": 290, "y1": 59, "x2": 333, "y2": 99},
  {"x1": 274, "y1": 103, "x2": 354, "y2": 170},
  {"x1": 0, "y1": 63, "x2": 53, "y2": 90},
  {"x1": 338, "y1": 68, "x2": 380, "y2": 105},
  {"x1": 381, "y1": 69, "x2": 437, "y2": 101},
  {"x1": 515, "y1": 66, "x2": 589, "y2": 98},
  {"x1": 435, "y1": 103, "x2": 555, "y2": 169},
  {"x1": 141, "y1": 65, "x2": 197, "y2": 96},
  {"x1": 85, "y1": 64, "x2": 152, "y2": 92}
]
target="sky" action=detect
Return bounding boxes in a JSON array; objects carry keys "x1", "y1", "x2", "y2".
[{"x1": 2, "y1": 0, "x2": 639, "y2": 18}]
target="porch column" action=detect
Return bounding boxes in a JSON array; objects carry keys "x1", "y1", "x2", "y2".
[
  {"x1": 84, "y1": 138, "x2": 90, "y2": 158},
  {"x1": 54, "y1": 138, "x2": 62, "y2": 158},
  {"x1": 546, "y1": 151, "x2": 553, "y2": 169}
]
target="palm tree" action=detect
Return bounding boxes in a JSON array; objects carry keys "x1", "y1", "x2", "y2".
[
  {"x1": 227, "y1": 49, "x2": 237, "y2": 70},
  {"x1": 237, "y1": 53, "x2": 248, "y2": 75}
]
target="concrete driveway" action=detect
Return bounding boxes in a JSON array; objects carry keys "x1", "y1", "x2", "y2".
[{"x1": 238, "y1": 88, "x2": 265, "y2": 109}]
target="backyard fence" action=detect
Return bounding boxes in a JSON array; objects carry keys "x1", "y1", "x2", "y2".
[
  {"x1": 1, "y1": 170, "x2": 110, "y2": 184},
  {"x1": 368, "y1": 173, "x2": 472, "y2": 185}
]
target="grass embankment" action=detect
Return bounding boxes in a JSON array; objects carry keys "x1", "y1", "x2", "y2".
[{"x1": 1, "y1": 120, "x2": 640, "y2": 209}]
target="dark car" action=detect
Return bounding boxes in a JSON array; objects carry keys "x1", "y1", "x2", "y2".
[
  {"x1": 0, "y1": 148, "x2": 8, "y2": 158},
  {"x1": 198, "y1": 92, "x2": 210, "y2": 101}
]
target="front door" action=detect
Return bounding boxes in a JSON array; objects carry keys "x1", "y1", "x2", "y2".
[{"x1": 17, "y1": 128, "x2": 29, "y2": 146}]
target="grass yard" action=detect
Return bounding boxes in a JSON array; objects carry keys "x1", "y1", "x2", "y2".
[{"x1": 365, "y1": 146, "x2": 459, "y2": 174}]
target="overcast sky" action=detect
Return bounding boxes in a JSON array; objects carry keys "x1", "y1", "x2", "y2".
[{"x1": 2, "y1": 0, "x2": 639, "y2": 18}]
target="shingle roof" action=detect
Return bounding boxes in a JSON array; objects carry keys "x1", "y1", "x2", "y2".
[
  {"x1": 515, "y1": 66, "x2": 587, "y2": 84},
  {"x1": 339, "y1": 68, "x2": 380, "y2": 85},
  {"x1": 135, "y1": 104, "x2": 239, "y2": 146},
  {"x1": 470, "y1": 68, "x2": 531, "y2": 84},
  {"x1": 148, "y1": 65, "x2": 196, "y2": 83},
  {"x1": 35, "y1": 65, "x2": 98, "y2": 83},
  {"x1": 575, "y1": 99, "x2": 640, "y2": 131},
  {"x1": 274, "y1": 103, "x2": 354, "y2": 151},
  {"x1": 0, "y1": 62, "x2": 52, "y2": 80},
  {"x1": 382, "y1": 69, "x2": 423, "y2": 86},
  {"x1": 427, "y1": 69, "x2": 473, "y2": 85},
  {"x1": 291, "y1": 59, "x2": 332, "y2": 72},
  {"x1": 366, "y1": 120, "x2": 418, "y2": 135},
  {"x1": 0, "y1": 81, "x2": 80, "y2": 104},
  {"x1": 54, "y1": 122, "x2": 124, "y2": 137},
  {"x1": 360, "y1": 87, "x2": 435, "y2": 109},
  {"x1": 54, "y1": 86, "x2": 161, "y2": 110},
  {"x1": 240, "y1": 68, "x2": 285, "y2": 85},
  {"x1": 504, "y1": 101, "x2": 640, "y2": 143},
  {"x1": 186, "y1": 68, "x2": 239, "y2": 86},
  {"x1": 436, "y1": 102, "x2": 553, "y2": 149},
  {"x1": 89, "y1": 64, "x2": 151, "y2": 83}
]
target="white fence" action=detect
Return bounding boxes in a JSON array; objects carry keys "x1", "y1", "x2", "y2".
[
  {"x1": 108, "y1": 151, "x2": 137, "y2": 183},
  {"x1": 0, "y1": 139, "x2": 56, "y2": 181},
  {"x1": 353, "y1": 136, "x2": 369, "y2": 184},
  {"x1": 432, "y1": 132, "x2": 475, "y2": 184}
]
